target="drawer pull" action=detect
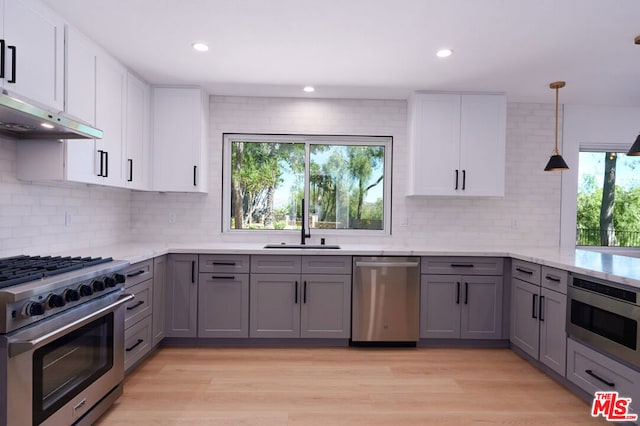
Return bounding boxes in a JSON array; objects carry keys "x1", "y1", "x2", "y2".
[
  {"x1": 126, "y1": 301, "x2": 144, "y2": 311},
  {"x1": 585, "y1": 369, "x2": 615, "y2": 387},
  {"x1": 451, "y1": 263, "x2": 474, "y2": 268},
  {"x1": 545, "y1": 275, "x2": 561, "y2": 282},
  {"x1": 211, "y1": 275, "x2": 235, "y2": 280},
  {"x1": 126, "y1": 339, "x2": 144, "y2": 352},
  {"x1": 127, "y1": 270, "x2": 146, "y2": 278},
  {"x1": 212, "y1": 262, "x2": 237, "y2": 266},
  {"x1": 516, "y1": 267, "x2": 534, "y2": 275}
]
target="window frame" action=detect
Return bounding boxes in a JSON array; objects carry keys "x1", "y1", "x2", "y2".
[{"x1": 222, "y1": 133, "x2": 393, "y2": 235}]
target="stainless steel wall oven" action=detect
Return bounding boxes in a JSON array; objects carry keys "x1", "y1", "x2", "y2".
[
  {"x1": 567, "y1": 273, "x2": 640, "y2": 369},
  {"x1": 0, "y1": 256, "x2": 132, "y2": 426}
]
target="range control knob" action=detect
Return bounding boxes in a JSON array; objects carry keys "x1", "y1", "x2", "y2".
[
  {"x1": 63, "y1": 289, "x2": 80, "y2": 302},
  {"x1": 113, "y1": 273, "x2": 126, "y2": 284},
  {"x1": 23, "y1": 301, "x2": 45, "y2": 317},
  {"x1": 78, "y1": 284, "x2": 93, "y2": 297},
  {"x1": 46, "y1": 294, "x2": 66, "y2": 309},
  {"x1": 92, "y1": 279, "x2": 105, "y2": 292},
  {"x1": 104, "y1": 276, "x2": 116, "y2": 288}
]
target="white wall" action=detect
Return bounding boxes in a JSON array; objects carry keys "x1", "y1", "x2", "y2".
[
  {"x1": 0, "y1": 137, "x2": 131, "y2": 257},
  {"x1": 130, "y1": 96, "x2": 563, "y2": 249}
]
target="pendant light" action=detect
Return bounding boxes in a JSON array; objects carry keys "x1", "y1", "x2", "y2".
[
  {"x1": 627, "y1": 36, "x2": 640, "y2": 156},
  {"x1": 544, "y1": 81, "x2": 569, "y2": 171}
]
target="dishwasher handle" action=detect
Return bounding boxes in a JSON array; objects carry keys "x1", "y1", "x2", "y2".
[{"x1": 355, "y1": 261, "x2": 420, "y2": 268}]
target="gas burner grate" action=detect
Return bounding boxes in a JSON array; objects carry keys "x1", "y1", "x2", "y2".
[{"x1": 0, "y1": 255, "x2": 113, "y2": 288}]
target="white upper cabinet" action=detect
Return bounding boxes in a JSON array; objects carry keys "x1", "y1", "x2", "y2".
[
  {"x1": 408, "y1": 93, "x2": 506, "y2": 197},
  {"x1": 1, "y1": 0, "x2": 64, "y2": 111},
  {"x1": 124, "y1": 72, "x2": 150, "y2": 190},
  {"x1": 152, "y1": 87, "x2": 208, "y2": 193}
]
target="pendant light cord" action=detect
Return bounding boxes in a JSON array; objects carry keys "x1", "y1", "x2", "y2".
[{"x1": 554, "y1": 86, "x2": 560, "y2": 155}]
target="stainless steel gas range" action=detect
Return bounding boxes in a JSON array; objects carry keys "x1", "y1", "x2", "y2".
[{"x1": 0, "y1": 255, "x2": 133, "y2": 426}]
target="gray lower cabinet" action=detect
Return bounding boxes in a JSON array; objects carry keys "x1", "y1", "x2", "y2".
[
  {"x1": 198, "y1": 273, "x2": 249, "y2": 337},
  {"x1": 249, "y1": 255, "x2": 352, "y2": 339},
  {"x1": 510, "y1": 260, "x2": 567, "y2": 376},
  {"x1": 152, "y1": 255, "x2": 167, "y2": 346},
  {"x1": 420, "y1": 274, "x2": 503, "y2": 339},
  {"x1": 165, "y1": 254, "x2": 198, "y2": 338},
  {"x1": 123, "y1": 259, "x2": 154, "y2": 372}
]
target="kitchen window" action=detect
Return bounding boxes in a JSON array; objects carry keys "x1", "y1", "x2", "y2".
[
  {"x1": 576, "y1": 150, "x2": 640, "y2": 247},
  {"x1": 222, "y1": 134, "x2": 392, "y2": 234}
]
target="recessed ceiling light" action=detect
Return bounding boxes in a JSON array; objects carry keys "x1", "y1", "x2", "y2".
[
  {"x1": 192, "y1": 42, "x2": 209, "y2": 52},
  {"x1": 40, "y1": 123, "x2": 54, "y2": 129},
  {"x1": 436, "y1": 48, "x2": 453, "y2": 58},
  {"x1": 303, "y1": 86, "x2": 315, "y2": 93}
]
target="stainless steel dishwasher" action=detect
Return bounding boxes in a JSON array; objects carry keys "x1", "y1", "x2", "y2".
[{"x1": 352, "y1": 256, "x2": 420, "y2": 343}]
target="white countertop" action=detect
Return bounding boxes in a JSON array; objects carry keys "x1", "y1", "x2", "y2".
[{"x1": 65, "y1": 242, "x2": 640, "y2": 290}]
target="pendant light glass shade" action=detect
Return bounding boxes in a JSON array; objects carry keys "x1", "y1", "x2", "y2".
[
  {"x1": 544, "y1": 81, "x2": 569, "y2": 171},
  {"x1": 627, "y1": 134, "x2": 640, "y2": 156}
]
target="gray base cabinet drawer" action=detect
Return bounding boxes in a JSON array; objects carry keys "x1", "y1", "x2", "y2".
[
  {"x1": 251, "y1": 255, "x2": 301, "y2": 274},
  {"x1": 421, "y1": 257, "x2": 504, "y2": 276},
  {"x1": 124, "y1": 279, "x2": 153, "y2": 329},
  {"x1": 541, "y1": 266, "x2": 568, "y2": 294},
  {"x1": 124, "y1": 259, "x2": 154, "y2": 287},
  {"x1": 302, "y1": 256, "x2": 352, "y2": 275},
  {"x1": 124, "y1": 316, "x2": 152, "y2": 372},
  {"x1": 511, "y1": 259, "x2": 541, "y2": 284},
  {"x1": 567, "y1": 338, "x2": 640, "y2": 419},
  {"x1": 200, "y1": 254, "x2": 250, "y2": 274}
]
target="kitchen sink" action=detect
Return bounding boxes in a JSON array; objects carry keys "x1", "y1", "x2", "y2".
[{"x1": 263, "y1": 243, "x2": 341, "y2": 249}]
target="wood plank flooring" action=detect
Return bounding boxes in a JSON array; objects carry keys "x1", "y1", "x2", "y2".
[{"x1": 96, "y1": 347, "x2": 605, "y2": 425}]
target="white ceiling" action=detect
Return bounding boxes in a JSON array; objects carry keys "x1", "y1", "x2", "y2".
[{"x1": 42, "y1": 0, "x2": 640, "y2": 106}]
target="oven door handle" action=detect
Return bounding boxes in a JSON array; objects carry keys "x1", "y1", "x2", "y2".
[{"x1": 8, "y1": 293, "x2": 134, "y2": 358}]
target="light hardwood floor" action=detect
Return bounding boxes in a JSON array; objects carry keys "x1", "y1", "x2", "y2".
[{"x1": 96, "y1": 347, "x2": 605, "y2": 425}]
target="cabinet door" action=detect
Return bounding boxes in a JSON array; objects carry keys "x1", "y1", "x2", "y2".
[
  {"x1": 124, "y1": 72, "x2": 150, "y2": 189},
  {"x1": 3, "y1": 0, "x2": 64, "y2": 110},
  {"x1": 65, "y1": 26, "x2": 97, "y2": 125},
  {"x1": 249, "y1": 274, "x2": 300, "y2": 338},
  {"x1": 460, "y1": 275, "x2": 503, "y2": 339},
  {"x1": 300, "y1": 274, "x2": 351, "y2": 338},
  {"x1": 539, "y1": 287, "x2": 567, "y2": 376},
  {"x1": 198, "y1": 273, "x2": 249, "y2": 338},
  {"x1": 459, "y1": 94, "x2": 506, "y2": 196},
  {"x1": 408, "y1": 94, "x2": 461, "y2": 196},
  {"x1": 420, "y1": 274, "x2": 461, "y2": 338},
  {"x1": 152, "y1": 255, "x2": 167, "y2": 346},
  {"x1": 95, "y1": 53, "x2": 126, "y2": 185},
  {"x1": 510, "y1": 278, "x2": 540, "y2": 358},
  {"x1": 165, "y1": 254, "x2": 198, "y2": 338}
]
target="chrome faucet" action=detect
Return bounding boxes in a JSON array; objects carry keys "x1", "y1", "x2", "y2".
[{"x1": 300, "y1": 198, "x2": 311, "y2": 245}]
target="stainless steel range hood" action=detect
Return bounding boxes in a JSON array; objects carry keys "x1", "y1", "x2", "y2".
[{"x1": 0, "y1": 91, "x2": 103, "y2": 140}]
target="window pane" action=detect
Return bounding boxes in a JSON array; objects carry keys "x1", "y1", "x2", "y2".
[
  {"x1": 577, "y1": 151, "x2": 640, "y2": 247},
  {"x1": 309, "y1": 144, "x2": 385, "y2": 230},
  {"x1": 230, "y1": 141, "x2": 305, "y2": 230}
]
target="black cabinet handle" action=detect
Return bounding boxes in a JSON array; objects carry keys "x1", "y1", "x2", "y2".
[
  {"x1": 585, "y1": 370, "x2": 615, "y2": 387},
  {"x1": 462, "y1": 170, "x2": 466, "y2": 190},
  {"x1": 539, "y1": 295, "x2": 545, "y2": 321},
  {"x1": 451, "y1": 263, "x2": 474, "y2": 268},
  {"x1": 545, "y1": 275, "x2": 561, "y2": 282},
  {"x1": 126, "y1": 300, "x2": 144, "y2": 311},
  {"x1": 211, "y1": 275, "x2": 235, "y2": 280},
  {"x1": 0, "y1": 39, "x2": 5, "y2": 79},
  {"x1": 455, "y1": 169, "x2": 459, "y2": 190},
  {"x1": 126, "y1": 270, "x2": 145, "y2": 278},
  {"x1": 464, "y1": 282, "x2": 468, "y2": 304},
  {"x1": 193, "y1": 165, "x2": 197, "y2": 186},
  {"x1": 104, "y1": 151, "x2": 109, "y2": 177},
  {"x1": 191, "y1": 261, "x2": 195, "y2": 283},
  {"x1": 456, "y1": 282, "x2": 460, "y2": 304},
  {"x1": 294, "y1": 281, "x2": 298, "y2": 304},
  {"x1": 128, "y1": 159, "x2": 133, "y2": 182},
  {"x1": 98, "y1": 150, "x2": 104, "y2": 177},
  {"x1": 7, "y1": 45, "x2": 15, "y2": 83},
  {"x1": 212, "y1": 262, "x2": 236, "y2": 266},
  {"x1": 303, "y1": 281, "x2": 307, "y2": 304},
  {"x1": 532, "y1": 294, "x2": 538, "y2": 319},
  {"x1": 516, "y1": 267, "x2": 534, "y2": 275},
  {"x1": 126, "y1": 339, "x2": 144, "y2": 352}
]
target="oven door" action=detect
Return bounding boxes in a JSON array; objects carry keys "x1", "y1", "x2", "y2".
[
  {"x1": 4, "y1": 291, "x2": 133, "y2": 426},
  {"x1": 567, "y1": 285, "x2": 640, "y2": 368}
]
